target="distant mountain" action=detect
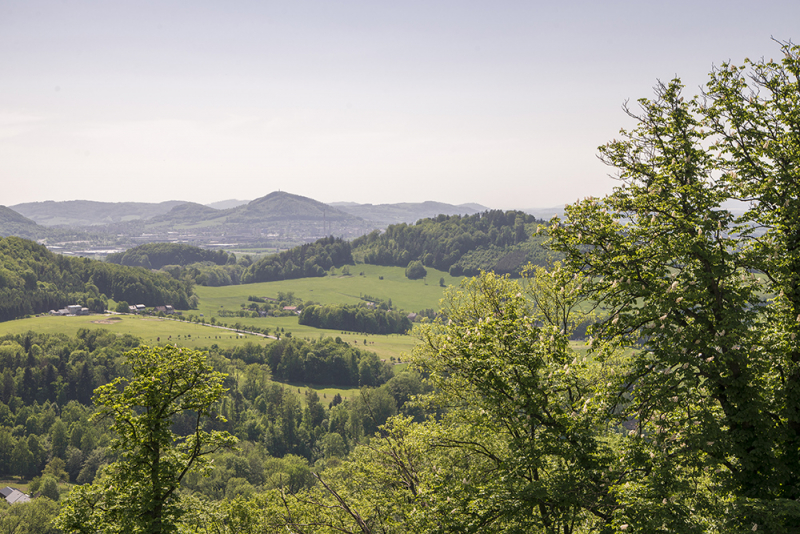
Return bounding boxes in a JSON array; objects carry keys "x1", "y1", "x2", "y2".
[
  {"x1": 126, "y1": 191, "x2": 372, "y2": 242},
  {"x1": 205, "y1": 199, "x2": 250, "y2": 210},
  {"x1": 11, "y1": 200, "x2": 185, "y2": 227},
  {"x1": 0, "y1": 206, "x2": 49, "y2": 239},
  {"x1": 329, "y1": 200, "x2": 490, "y2": 226},
  {"x1": 230, "y1": 191, "x2": 360, "y2": 223}
]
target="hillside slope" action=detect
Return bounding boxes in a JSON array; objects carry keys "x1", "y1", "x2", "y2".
[
  {"x1": 11, "y1": 200, "x2": 185, "y2": 227},
  {"x1": 0, "y1": 206, "x2": 49, "y2": 239},
  {"x1": 0, "y1": 236, "x2": 195, "y2": 321}
]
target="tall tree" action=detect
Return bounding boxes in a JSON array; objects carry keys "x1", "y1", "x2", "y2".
[
  {"x1": 548, "y1": 42, "x2": 800, "y2": 530},
  {"x1": 55, "y1": 345, "x2": 237, "y2": 534}
]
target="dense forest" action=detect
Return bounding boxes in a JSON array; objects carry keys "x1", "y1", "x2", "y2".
[
  {"x1": 0, "y1": 237, "x2": 195, "y2": 321},
  {"x1": 0, "y1": 330, "x2": 420, "y2": 518},
  {"x1": 351, "y1": 209, "x2": 551, "y2": 277}
]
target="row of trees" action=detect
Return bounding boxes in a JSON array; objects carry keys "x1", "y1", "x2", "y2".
[{"x1": 299, "y1": 304, "x2": 412, "y2": 335}]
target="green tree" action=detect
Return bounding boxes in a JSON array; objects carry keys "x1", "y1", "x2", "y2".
[
  {"x1": 404, "y1": 260, "x2": 427, "y2": 280},
  {"x1": 39, "y1": 475, "x2": 60, "y2": 501},
  {"x1": 269, "y1": 272, "x2": 616, "y2": 533},
  {"x1": 55, "y1": 345, "x2": 237, "y2": 534},
  {"x1": 548, "y1": 43, "x2": 800, "y2": 530}
]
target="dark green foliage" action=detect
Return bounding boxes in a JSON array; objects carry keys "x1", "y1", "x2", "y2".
[
  {"x1": 299, "y1": 304, "x2": 412, "y2": 334},
  {"x1": 264, "y1": 337, "x2": 392, "y2": 386},
  {"x1": 105, "y1": 242, "x2": 232, "y2": 269},
  {"x1": 241, "y1": 236, "x2": 353, "y2": 284},
  {"x1": 404, "y1": 260, "x2": 426, "y2": 280},
  {"x1": 0, "y1": 236, "x2": 194, "y2": 321},
  {"x1": 352, "y1": 209, "x2": 549, "y2": 276}
]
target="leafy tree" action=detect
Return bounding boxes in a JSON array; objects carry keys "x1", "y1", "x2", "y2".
[
  {"x1": 39, "y1": 475, "x2": 60, "y2": 501},
  {"x1": 404, "y1": 260, "x2": 426, "y2": 280},
  {"x1": 548, "y1": 41, "x2": 800, "y2": 530},
  {"x1": 55, "y1": 345, "x2": 237, "y2": 534}
]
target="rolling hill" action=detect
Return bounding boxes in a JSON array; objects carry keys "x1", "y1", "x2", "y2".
[
  {"x1": 11, "y1": 200, "x2": 186, "y2": 227},
  {"x1": 0, "y1": 206, "x2": 49, "y2": 239}
]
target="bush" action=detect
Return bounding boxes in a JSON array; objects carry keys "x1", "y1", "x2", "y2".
[{"x1": 405, "y1": 261, "x2": 427, "y2": 280}]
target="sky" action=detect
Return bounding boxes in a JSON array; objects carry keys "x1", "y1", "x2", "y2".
[{"x1": 2, "y1": 1, "x2": 799, "y2": 210}]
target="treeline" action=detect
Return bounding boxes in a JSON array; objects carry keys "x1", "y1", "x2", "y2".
[
  {"x1": 105, "y1": 242, "x2": 232, "y2": 269},
  {"x1": 0, "y1": 237, "x2": 194, "y2": 321},
  {"x1": 351, "y1": 210, "x2": 550, "y2": 276},
  {"x1": 241, "y1": 236, "x2": 353, "y2": 283},
  {"x1": 299, "y1": 304, "x2": 412, "y2": 335}
]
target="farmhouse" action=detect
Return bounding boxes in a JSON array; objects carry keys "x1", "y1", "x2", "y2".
[{"x1": 0, "y1": 487, "x2": 30, "y2": 504}]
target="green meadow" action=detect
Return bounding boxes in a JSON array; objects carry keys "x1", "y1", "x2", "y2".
[
  {"x1": 0, "y1": 314, "x2": 268, "y2": 350},
  {"x1": 194, "y1": 264, "x2": 460, "y2": 316}
]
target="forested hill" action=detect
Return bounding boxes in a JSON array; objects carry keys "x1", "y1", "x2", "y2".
[
  {"x1": 105, "y1": 242, "x2": 233, "y2": 269},
  {"x1": 351, "y1": 210, "x2": 553, "y2": 277},
  {"x1": 0, "y1": 236, "x2": 194, "y2": 321},
  {"x1": 241, "y1": 236, "x2": 353, "y2": 283},
  {"x1": 0, "y1": 206, "x2": 50, "y2": 240}
]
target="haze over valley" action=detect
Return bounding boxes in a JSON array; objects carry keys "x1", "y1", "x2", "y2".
[{"x1": 1, "y1": 191, "x2": 527, "y2": 257}]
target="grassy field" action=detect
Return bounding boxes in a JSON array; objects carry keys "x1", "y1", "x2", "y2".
[
  {"x1": 195, "y1": 264, "x2": 461, "y2": 317},
  {"x1": 0, "y1": 314, "x2": 272, "y2": 350}
]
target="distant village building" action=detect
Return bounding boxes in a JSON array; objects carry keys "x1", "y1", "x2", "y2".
[
  {"x1": 154, "y1": 305, "x2": 175, "y2": 314},
  {"x1": 51, "y1": 305, "x2": 90, "y2": 316},
  {"x1": 0, "y1": 487, "x2": 30, "y2": 504},
  {"x1": 407, "y1": 312, "x2": 419, "y2": 322}
]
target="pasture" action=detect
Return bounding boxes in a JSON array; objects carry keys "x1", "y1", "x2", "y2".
[
  {"x1": 0, "y1": 314, "x2": 270, "y2": 350},
  {"x1": 194, "y1": 264, "x2": 460, "y2": 316}
]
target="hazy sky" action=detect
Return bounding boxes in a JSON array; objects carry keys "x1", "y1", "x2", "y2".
[{"x1": 2, "y1": 1, "x2": 798, "y2": 209}]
